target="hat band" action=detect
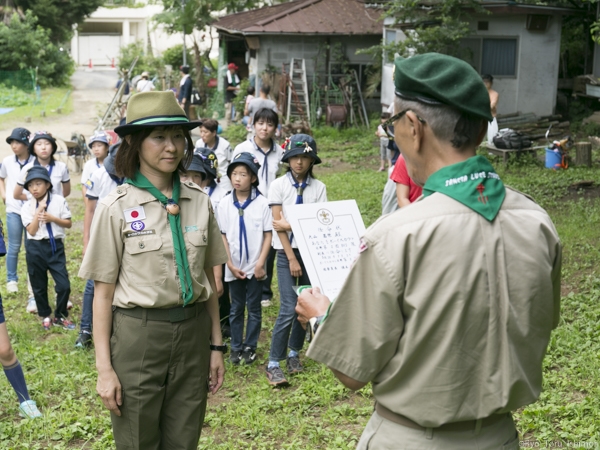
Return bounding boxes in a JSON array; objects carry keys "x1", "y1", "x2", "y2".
[{"x1": 128, "y1": 115, "x2": 190, "y2": 126}]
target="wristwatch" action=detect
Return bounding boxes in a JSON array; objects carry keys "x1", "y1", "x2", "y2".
[
  {"x1": 210, "y1": 344, "x2": 228, "y2": 354},
  {"x1": 313, "y1": 315, "x2": 325, "y2": 335}
]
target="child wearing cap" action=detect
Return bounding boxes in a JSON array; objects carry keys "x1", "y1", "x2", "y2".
[
  {"x1": 76, "y1": 143, "x2": 124, "y2": 348},
  {"x1": 265, "y1": 134, "x2": 327, "y2": 387},
  {"x1": 196, "y1": 147, "x2": 228, "y2": 213},
  {"x1": 20, "y1": 166, "x2": 73, "y2": 331},
  {"x1": 0, "y1": 128, "x2": 36, "y2": 306},
  {"x1": 195, "y1": 119, "x2": 233, "y2": 192},
  {"x1": 14, "y1": 131, "x2": 71, "y2": 200},
  {"x1": 217, "y1": 152, "x2": 272, "y2": 365},
  {"x1": 81, "y1": 131, "x2": 110, "y2": 200}
]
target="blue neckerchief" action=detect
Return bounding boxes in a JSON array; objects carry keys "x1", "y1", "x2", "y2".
[
  {"x1": 208, "y1": 180, "x2": 217, "y2": 197},
  {"x1": 34, "y1": 158, "x2": 54, "y2": 177},
  {"x1": 16, "y1": 155, "x2": 32, "y2": 170},
  {"x1": 96, "y1": 158, "x2": 100, "y2": 168},
  {"x1": 287, "y1": 172, "x2": 309, "y2": 244},
  {"x1": 109, "y1": 173, "x2": 124, "y2": 186},
  {"x1": 210, "y1": 136, "x2": 219, "y2": 152},
  {"x1": 251, "y1": 137, "x2": 274, "y2": 183},
  {"x1": 36, "y1": 193, "x2": 56, "y2": 254},
  {"x1": 232, "y1": 188, "x2": 258, "y2": 266}
]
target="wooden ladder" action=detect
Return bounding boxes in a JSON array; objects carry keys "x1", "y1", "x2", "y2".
[{"x1": 286, "y1": 58, "x2": 310, "y2": 124}]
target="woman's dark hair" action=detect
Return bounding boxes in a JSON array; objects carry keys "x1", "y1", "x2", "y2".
[
  {"x1": 115, "y1": 127, "x2": 194, "y2": 179},
  {"x1": 482, "y1": 74, "x2": 493, "y2": 83},
  {"x1": 254, "y1": 108, "x2": 279, "y2": 128},
  {"x1": 201, "y1": 119, "x2": 219, "y2": 133},
  {"x1": 247, "y1": 86, "x2": 255, "y2": 95}
]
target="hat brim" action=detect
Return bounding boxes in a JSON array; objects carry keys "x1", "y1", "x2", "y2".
[
  {"x1": 114, "y1": 117, "x2": 201, "y2": 138},
  {"x1": 281, "y1": 150, "x2": 321, "y2": 165}
]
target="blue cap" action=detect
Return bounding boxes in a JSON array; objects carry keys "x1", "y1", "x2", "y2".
[
  {"x1": 186, "y1": 154, "x2": 207, "y2": 179},
  {"x1": 88, "y1": 131, "x2": 110, "y2": 149},
  {"x1": 6, "y1": 127, "x2": 31, "y2": 145},
  {"x1": 23, "y1": 166, "x2": 52, "y2": 191},
  {"x1": 28, "y1": 131, "x2": 57, "y2": 156},
  {"x1": 282, "y1": 134, "x2": 321, "y2": 164}
]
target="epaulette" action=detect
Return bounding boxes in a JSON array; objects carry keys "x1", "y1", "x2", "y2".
[
  {"x1": 505, "y1": 185, "x2": 538, "y2": 205},
  {"x1": 182, "y1": 180, "x2": 208, "y2": 196},
  {"x1": 100, "y1": 183, "x2": 129, "y2": 207}
]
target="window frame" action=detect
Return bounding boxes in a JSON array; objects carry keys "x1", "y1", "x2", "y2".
[{"x1": 461, "y1": 36, "x2": 519, "y2": 79}]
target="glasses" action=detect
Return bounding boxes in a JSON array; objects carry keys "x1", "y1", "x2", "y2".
[{"x1": 382, "y1": 109, "x2": 426, "y2": 139}]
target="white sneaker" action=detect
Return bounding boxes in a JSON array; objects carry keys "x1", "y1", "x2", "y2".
[
  {"x1": 6, "y1": 281, "x2": 18, "y2": 293},
  {"x1": 261, "y1": 299, "x2": 272, "y2": 308},
  {"x1": 67, "y1": 300, "x2": 73, "y2": 310},
  {"x1": 19, "y1": 400, "x2": 42, "y2": 419},
  {"x1": 26, "y1": 298, "x2": 38, "y2": 314}
]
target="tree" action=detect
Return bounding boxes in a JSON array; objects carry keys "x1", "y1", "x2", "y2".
[{"x1": 13, "y1": 0, "x2": 103, "y2": 42}]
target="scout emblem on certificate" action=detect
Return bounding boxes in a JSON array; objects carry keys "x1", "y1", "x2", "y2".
[{"x1": 284, "y1": 200, "x2": 366, "y2": 299}]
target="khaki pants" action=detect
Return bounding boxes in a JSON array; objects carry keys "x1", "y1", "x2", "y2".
[
  {"x1": 109, "y1": 305, "x2": 211, "y2": 450},
  {"x1": 357, "y1": 411, "x2": 519, "y2": 450}
]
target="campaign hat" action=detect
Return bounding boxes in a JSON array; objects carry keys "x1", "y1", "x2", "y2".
[
  {"x1": 393, "y1": 53, "x2": 493, "y2": 122},
  {"x1": 281, "y1": 134, "x2": 321, "y2": 165},
  {"x1": 114, "y1": 91, "x2": 201, "y2": 137}
]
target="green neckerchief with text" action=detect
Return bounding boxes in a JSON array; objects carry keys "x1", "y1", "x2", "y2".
[
  {"x1": 422, "y1": 155, "x2": 505, "y2": 221},
  {"x1": 125, "y1": 170, "x2": 194, "y2": 306}
]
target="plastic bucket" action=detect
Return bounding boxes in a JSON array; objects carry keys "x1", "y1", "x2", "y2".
[{"x1": 545, "y1": 149, "x2": 563, "y2": 169}]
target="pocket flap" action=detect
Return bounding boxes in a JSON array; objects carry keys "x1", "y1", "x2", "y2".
[
  {"x1": 185, "y1": 230, "x2": 208, "y2": 247},
  {"x1": 125, "y1": 235, "x2": 163, "y2": 255}
]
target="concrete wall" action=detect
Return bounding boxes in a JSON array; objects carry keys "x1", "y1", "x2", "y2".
[{"x1": 381, "y1": 14, "x2": 563, "y2": 117}]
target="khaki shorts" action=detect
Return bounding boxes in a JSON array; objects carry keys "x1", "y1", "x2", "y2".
[{"x1": 357, "y1": 411, "x2": 519, "y2": 450}]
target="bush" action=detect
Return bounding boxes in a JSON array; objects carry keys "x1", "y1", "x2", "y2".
[
  {"x1": 162, "y1": 44, "x2": 193, "y2": 72},
  {"x1": 0, "y1": 12, "x2": 74, "y2": 87},
  {"x1": 0, "y1": 85, "x2": 31, "y2": 107},
  {"x1": 118, "y1": 41, "x2": 164, "y2": 79}
]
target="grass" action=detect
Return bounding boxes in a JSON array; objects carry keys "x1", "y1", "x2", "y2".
[
  {"x1": 0, "y1": 87, "x2": 74, "y2": 127},
  {"x1": 1, "y1": 124, "x2": 600, "y2": 448}
]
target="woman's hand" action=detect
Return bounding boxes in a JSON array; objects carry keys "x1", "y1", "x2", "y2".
[
  {"x1": 97, "y1": 367, "x2": 123, "y2": 416},
  {"x1": 289, "y1": 258, "x2": 302, "y2": 278},
  {"x1": 209, "y1": 351, "x2": 225, "y2": 394}
]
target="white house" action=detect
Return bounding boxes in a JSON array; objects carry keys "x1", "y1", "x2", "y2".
[
  {"x1": 382, "y1": 2, "x2": 580, "y2": 117},
  {"x1": 71, "y1": 1, "x2": 217, "y2": 67}
]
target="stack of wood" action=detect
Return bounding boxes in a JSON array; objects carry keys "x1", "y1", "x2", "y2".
[{"x1": 496, "y1": 112, "x2": 570, "y2": 142}]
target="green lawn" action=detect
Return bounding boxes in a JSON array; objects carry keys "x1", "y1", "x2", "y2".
[
  {"x1": 0, "y1": 87, "x2": 73, "y2": 128},
  {"x1": 0, "y1": 125, "x2": 599, "y2": 448}
]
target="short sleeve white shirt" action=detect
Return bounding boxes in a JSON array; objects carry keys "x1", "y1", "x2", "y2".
[
  {"x1": 203, "y1": 182, "x2": 228, "y2": 221},
  {"x1": 0, "y1": 154, "x2": 35, "y2": 214},
  {"x1": 20, "y1": 193, "x2": 71, "y2": 240},
  {"x1": 268, "y1": 172, "x2": 328, "y2": 249},
  {"x1": 86, "y1": 167, "x2": 120, "y2": 201},
  {"x1": 81, "y1": 158, "x2": 103, "y2": 188},
  {"x1": 18, "y1": 160, "x2": 70, "y2": 197},
  {"x1": 232, "y1": 138, "x2": 283, "y2": 196},
  {"x1": 217, "y1": 189, "x2": 272, "y2": 282}
]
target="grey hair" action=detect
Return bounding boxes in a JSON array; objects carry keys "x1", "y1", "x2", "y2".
[{"x1": 394, "y1": 96, "x2": 486, "y2": 149}]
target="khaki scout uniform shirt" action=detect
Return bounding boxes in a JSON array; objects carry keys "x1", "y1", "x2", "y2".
[
  {"x1": 307, "y1": 187, "x2": 562, "y2": 428},
  {"x1": 79, "y1": 182, "x2": 228, "y2": 309}
]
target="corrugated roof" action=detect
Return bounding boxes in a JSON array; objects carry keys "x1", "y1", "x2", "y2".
[{"x1": 214, "y1": 0, "x2": 383, "y2": 35}]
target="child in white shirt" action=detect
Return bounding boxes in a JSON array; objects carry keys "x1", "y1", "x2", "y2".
[
  {"x1": 20, "y1": 166, "x2": 73, "y2": 331},
  {"x1": 217, "y1": 152, "x2": 272, "y2": 365}
]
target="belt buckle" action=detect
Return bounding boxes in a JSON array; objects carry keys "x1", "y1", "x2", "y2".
[{"x1": 168, "y1": 307, "x2": 186, "y2": 322}]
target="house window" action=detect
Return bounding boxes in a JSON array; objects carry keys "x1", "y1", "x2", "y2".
[
  {"x1": 384, "y1": 29, "x2": 398, "y2": 64},
  {"x1": 460, "y1": 37, "x2": 518, "y2": 77}
]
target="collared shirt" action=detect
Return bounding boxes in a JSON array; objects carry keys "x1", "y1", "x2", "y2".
[
  {"x1": 268, "y1": 172, "x2": 328, "y2": 250},
  {"x1": 81, "y1": 158, "x2": 103, "y2": 189},
  {"x1": 203, "y1": 183, "x2": 228, "y2": 221},
  {"x1": 194, "y1": 136, "x2": 233, "y2": 192},
  {"x1": 85, "y1": 167, "x2": 119, "y2": 201},
  {"x1": 232, "y1": 138, "x2": 283, "y2": 196},
  {"x1": 78, "y1": 182, "x2": 228, "y2": 309},
  {"x1": 20, "y1": 194, "x2": 71, "y2": 240},
  {"x1": 0, "y1": 154, "x2": 34, "y2": 214},
  {"x1": 18, "y1": 160, "x2": 70, "y2": 197},
  {"x1": 217, "y1": 188, "x2": 272, "y2": 282},
  {"x1": 307, "y1": 187, "x2": 562, "y2": 428}
]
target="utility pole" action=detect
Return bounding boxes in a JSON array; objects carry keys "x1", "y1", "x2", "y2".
[{"x1": 182, "y1": 0, "x2": 187, "y2": 66}]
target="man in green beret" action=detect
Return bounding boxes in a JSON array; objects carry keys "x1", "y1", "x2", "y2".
[{"x1": 295, "y1": 53, "x2": 562, "y2": 448}]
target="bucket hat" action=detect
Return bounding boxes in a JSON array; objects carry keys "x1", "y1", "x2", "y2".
[
  {"x1": 23, "y1": 166, "x2": 53, "y2": 191},
  {"x1": 114, "y1": 91, "x2": 201, "y2": 137},
  {"x1": 6, "y1": 127, "x2": 31, "y2": 145},
  {"x1": 227, "y1": 152, "x2": 261, "y2": 184},
  {"x1": 195, "y1": 147, "x2": 218, "y2": 179},
  {"x1": 186, "y1": 154, "x2": 207, "y2": 179},
  {"x1": 282, "y1": 134, "x2": 321, "y2": 165},
  {"x1": 88, "y1": 131, "x2": 110, "y2": 149},
  {"x1": 28, "y1": 131, "x2": 57, "y2": 156}
]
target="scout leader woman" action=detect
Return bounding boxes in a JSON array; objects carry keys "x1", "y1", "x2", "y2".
[{"x1": 79, "y1": 91, "x2": 229, "y2": 450}]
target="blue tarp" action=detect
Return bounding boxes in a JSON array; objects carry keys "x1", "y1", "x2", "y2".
[{"x1": 0, "y1": 107, "x2": 15, "y2": 115}]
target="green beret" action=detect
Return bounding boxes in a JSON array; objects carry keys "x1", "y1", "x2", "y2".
[{"x1": 394, "y1": 53, "x2": 493, "y2": 122}]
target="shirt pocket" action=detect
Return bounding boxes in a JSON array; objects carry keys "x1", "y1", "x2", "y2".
[
  {"x1": 123, "y1": 235, "x2": 167, "y2": 286},
  {"x1": 185, "y1": 230, "x2": 208, "y2": 281}
]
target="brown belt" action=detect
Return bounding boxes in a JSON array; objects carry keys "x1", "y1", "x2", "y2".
[
  {"x1": 375, "y1": 403, "x2": 509, "y2": 432},
  {"x1": 114, "y1": 302, "x2": 204, "y2": 323}
]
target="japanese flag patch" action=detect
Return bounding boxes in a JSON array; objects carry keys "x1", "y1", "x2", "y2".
[{"x1": 123, "y1": 206, "x2": 146, "y2": 223}]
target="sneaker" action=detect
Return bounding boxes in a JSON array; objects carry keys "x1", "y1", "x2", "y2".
[
  {"x1": 261, "y1": 299, "x2": 272, "y2": 308},
  {"x1": 53, "y1": 317, "x2": 76, "y2": 330},
  {"x1": 26, "y1": 298, "x2": 38, "y2": 314},
  {"x1": 67, "y1": 300, "x2": 73, "y2": 310},
  {"x1": 19, "y1": 400, "x2": 42, "y2": 419},
  {"x1": 6, "y1": 281, "x2": 18, "y2": 293},
  {"x1": 229, "y1": 350, "x2": 242, "y2": 365},
  {"x1": 75, "y1": 331, "x2": 93, "y2": 348},
  {"x1": 286, "y1": 356, "x2": 304, "y2": 375},
  {"x1": 265, "y1": 365, "x2": 289, "y2": 387},
  {"x1": 42, "y1": 317, "x2": 52, "y2": 331},
  {"x1": 241, "y1": 347, "x2": 257, "y2": 365}
]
